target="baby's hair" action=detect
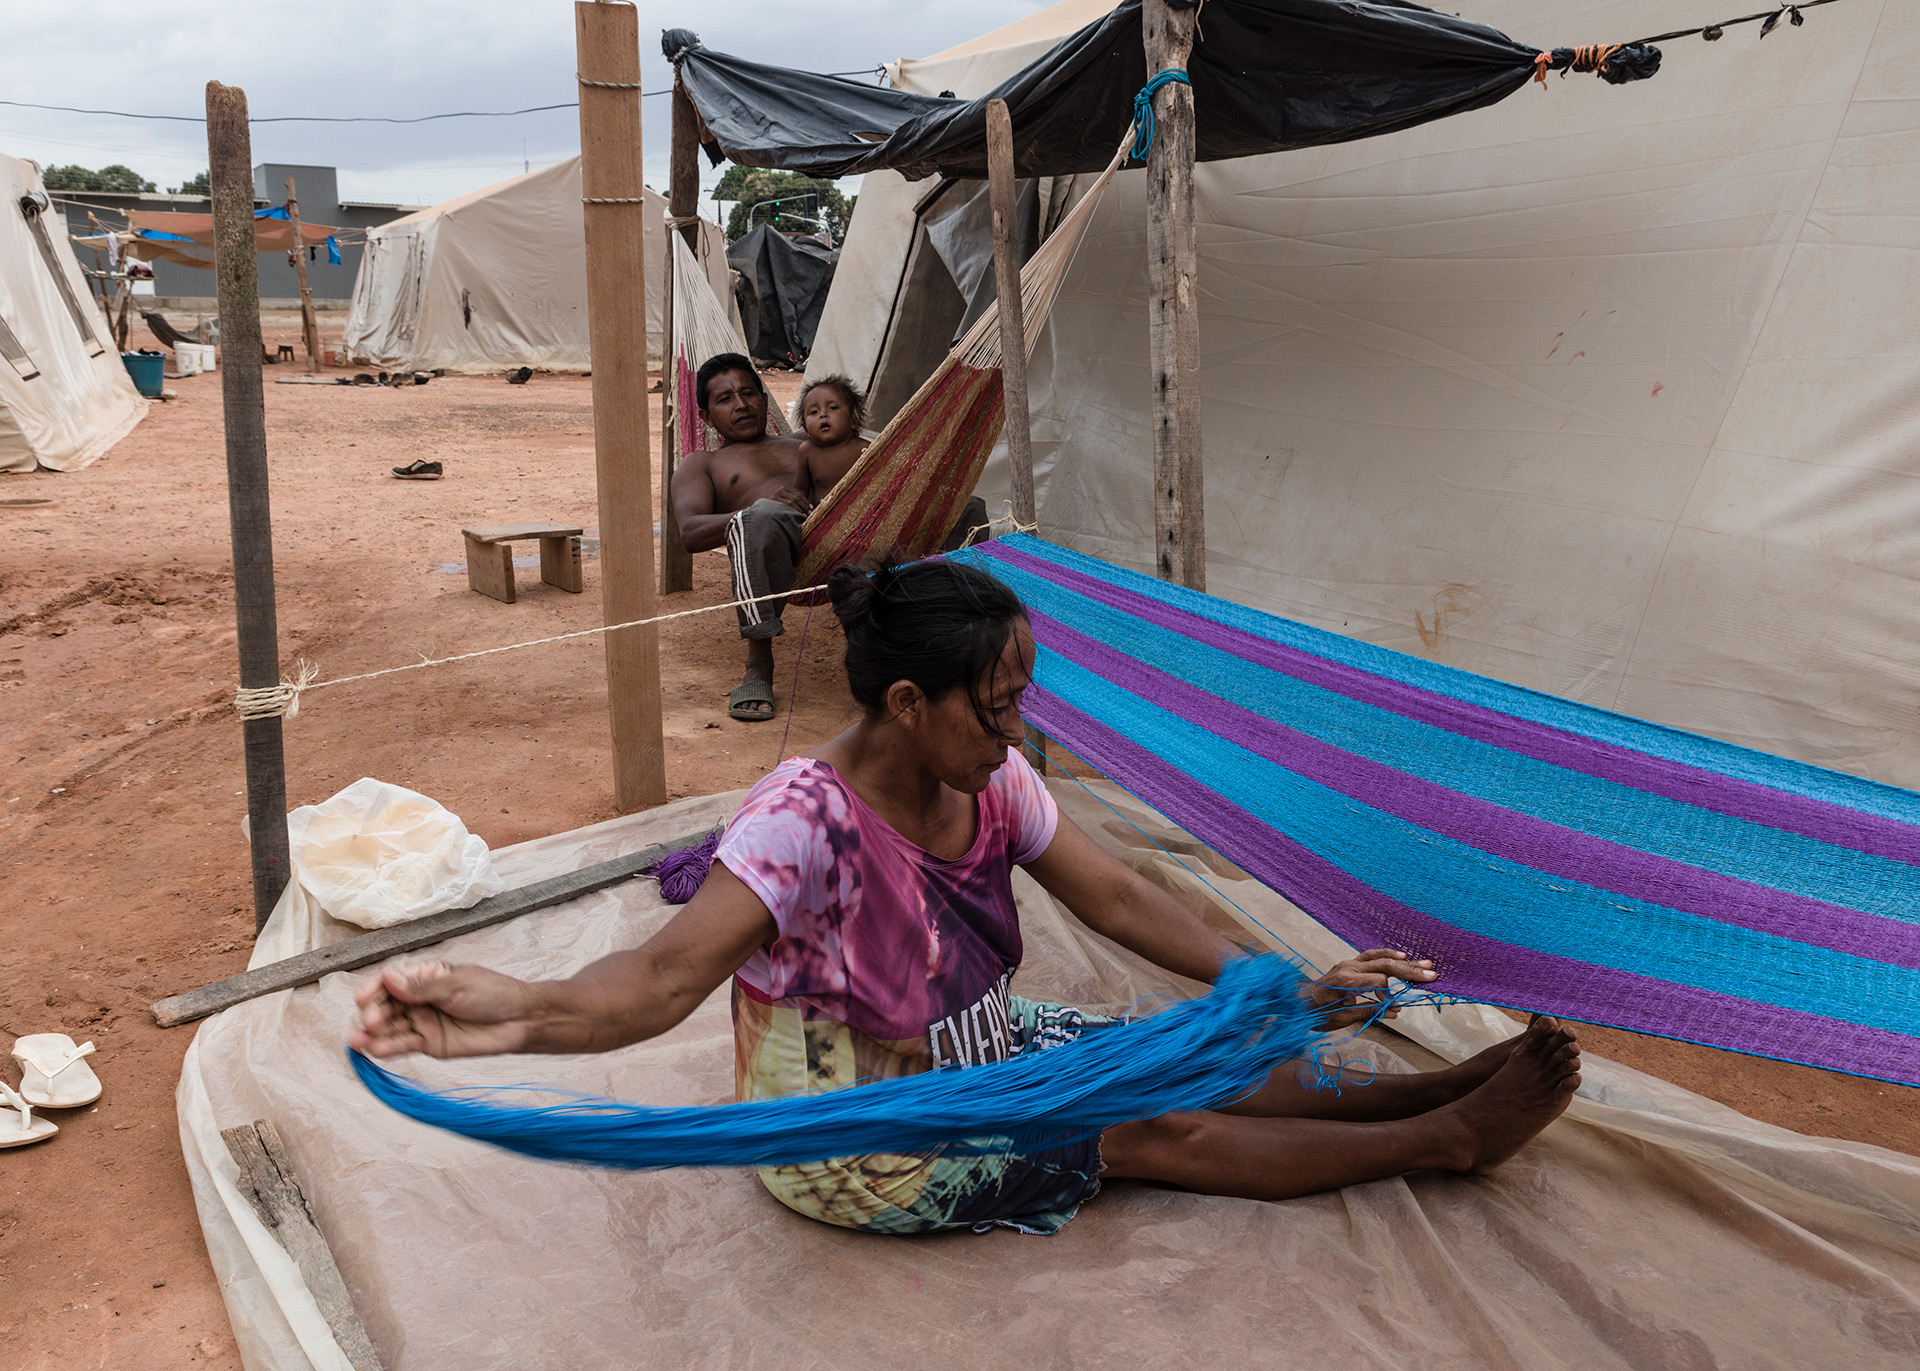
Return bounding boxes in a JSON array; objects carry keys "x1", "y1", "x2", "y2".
[{"x1": 798, "y1": 374, "x2": 867, "y2": 433}]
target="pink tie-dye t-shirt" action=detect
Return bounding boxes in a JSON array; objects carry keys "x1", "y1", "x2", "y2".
[{"x1": 718, "y1": 749, "x2": 1057, "y2": 1090}]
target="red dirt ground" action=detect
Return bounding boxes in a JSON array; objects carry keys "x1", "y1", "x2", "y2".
[{"x1": 0, "y1": 312, "x2": 1912, "y2": 1367}]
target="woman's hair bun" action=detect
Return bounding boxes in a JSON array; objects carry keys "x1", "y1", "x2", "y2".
[{"x1": 827, "y1": 563, "x2": 876, "y2": 628}]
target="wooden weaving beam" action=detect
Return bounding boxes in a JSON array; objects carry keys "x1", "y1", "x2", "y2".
[
  {"x1": 150, "y1": 831, "x2": 711, "y2": 1027},
  {"x1": 223, "y1": 1118, "x2": 386, "y2": 1371}
]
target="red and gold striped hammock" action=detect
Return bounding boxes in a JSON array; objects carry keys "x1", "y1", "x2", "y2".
[{"x1": 667, "y1": 140, "x2": 1129, "y2": 586}]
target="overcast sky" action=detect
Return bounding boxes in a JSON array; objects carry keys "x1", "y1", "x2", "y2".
[{"x1": 4, "y1": 0, "x2": 1053, "y2": 214}]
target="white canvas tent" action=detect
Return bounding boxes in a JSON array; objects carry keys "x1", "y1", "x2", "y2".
[
  {"x1": 0, "y1": 154, "x2": 145, "y2": 473},
  {"x1": 344, "y1": 157, "x2": 732, "y2": 373},
  {"x1": 809, "y1": 0, "x2": 1920, "y2": 792}
]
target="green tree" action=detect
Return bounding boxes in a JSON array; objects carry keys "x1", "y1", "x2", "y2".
[
  {"x1": 712, "y1": 166, "x2": 854, "y2": 244},
  {"x1": 170, "y1": 170, "x2": 210, "y2": 195},
  {"x1": 41, "y1": 163, "x2": 157, "y2": 193}
]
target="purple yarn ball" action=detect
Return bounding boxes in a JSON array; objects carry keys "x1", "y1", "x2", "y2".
[{"x1": 650, "y1": 828, "x2": 722, "y2": 904}]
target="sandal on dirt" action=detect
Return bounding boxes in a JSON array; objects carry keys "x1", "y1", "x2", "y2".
[
  {"x1": 728, "y1": 679, "x2": 776, "y2": 723},
  {"x1": 391, "y1": 460, "x2": 443, "y2": 480},
  {"x1": 12, "y1": 1034, "x2": 101, "y2": 1108},
  {"x1": 0, "y1": 1081, "x2": 57, "y2": 1148}
]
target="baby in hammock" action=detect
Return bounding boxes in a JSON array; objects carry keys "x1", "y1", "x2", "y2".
[
  {"x1": 795, "y1": 374, "x2": 868, "y2": 503},
  {"x1": 797, "y1": 373, "x2": 990, "y2": 549}
]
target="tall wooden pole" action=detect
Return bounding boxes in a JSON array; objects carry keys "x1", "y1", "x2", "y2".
[
  {"x1": 1143, "y1": 0, "x2": 1205, "y2": 590},
  {"x1": 659, "y1": 77, "x2": 701, "y2": 596},
  {"x1": 984, "y1": 99, "x2": 1036, "y2": 530},
  {"x1": 576, "y1": 0, "x2": 668, "y2": 810},
  {"x1": 984, "y1": 102, "x2": 1049, "y2": 777},
  {"x1": 283, "y1": 176, "x2": 322, "y2": 373},
  {"x1": 207, "y1": 82, "x2": 293, "y2": 929}
]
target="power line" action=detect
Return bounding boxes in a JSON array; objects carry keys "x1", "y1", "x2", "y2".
[
  {"x1": 0, "y1": 98, "x2": 605, "y2": 123},
  {"x1": 0, "y1": 69, "x2": 886, "y2": 126}
]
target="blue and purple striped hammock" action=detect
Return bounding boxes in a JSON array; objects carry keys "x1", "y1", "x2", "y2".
[{"x1": 951, "y1": 534, "x2": 1920, "y2": 1088}]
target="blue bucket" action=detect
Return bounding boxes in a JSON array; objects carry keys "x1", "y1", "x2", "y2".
[{"x1": 121, "y1": 350, "x2": 165, "y2": 398}]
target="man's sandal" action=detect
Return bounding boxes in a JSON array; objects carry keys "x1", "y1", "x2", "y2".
[
  {"x1": 728, "y1": 679, "x2": 776, "y2": 723},
  {"x1": 12, "y1": 1034, "x2": 101, "y2": 1109},
  {"x1": 0, "y1": 1081, "x2": 56, "y2": 1149}
]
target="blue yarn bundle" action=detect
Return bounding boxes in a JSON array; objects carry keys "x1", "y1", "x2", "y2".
[{"x1": 349, "y1": 953, "x2": 1323, "y2": 1169}]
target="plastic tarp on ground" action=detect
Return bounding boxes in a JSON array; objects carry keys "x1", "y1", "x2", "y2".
[
  {"x1": 342, "y1": 158, "x2": 731, "y2": 373},
  {"x1": 669, "y1": 0, "x2": 1656, "y2": 182},
  {"x1": 809, "y1": 0, "x2": 1920, "y2": 795},
  {"x1": 0, "y1": 154, "x2": 145, "y2": 473},
  {"x1": 179, "y1": 780, "x2": 1920, "y2": 1370},
  {"x1": 726, "y1": 224, "x2": 837, "y2": 368}
]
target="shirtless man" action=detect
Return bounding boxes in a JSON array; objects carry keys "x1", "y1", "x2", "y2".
[
  {"x1": 670, "y1": 353, "x2": 807, "y2": 723},
  {"x1": 795, "y1": 373, "x2": 991, "y2": 551}
]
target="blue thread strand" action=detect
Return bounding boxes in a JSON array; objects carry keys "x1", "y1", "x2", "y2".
[
  {"x1": 353, "y1": 953, "x2": 1326, "y2": 1169},
  {"x1": 1130, "y1": 68, "x2": 1192, "y2": 160}
]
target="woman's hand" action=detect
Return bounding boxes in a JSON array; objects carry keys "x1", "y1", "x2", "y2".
[
  {"x1": 1305, "y1": 949, "x2": 1437, "y2": 1030},
  {"x1": 348, "y1": 864, "x2": 780, "y2": 1062},
  {"x1": 349, "y1": 960, "x2": 545, "y2": 1060}
]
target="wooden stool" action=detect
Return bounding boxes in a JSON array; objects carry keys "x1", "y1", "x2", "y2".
[{"x1": 461, "y1": 523, "x2": 585, "y2": 604}]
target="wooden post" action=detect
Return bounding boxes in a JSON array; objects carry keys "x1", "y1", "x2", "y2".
[
  {"x1": 658, "y1": 77, "x2": 701, "y2": 596},
  {"x1": 984, "y1": 99, "x2": 1036, "y2": 529},
  {"x1": 985, "y1": 99, "x2": 1047, "y2": 775},
  {"x1": 283, "y1": 176, "x2": 322, "y2": 373},
  {"x1": 113, "y1": 283, "x2": 131, "y2": 352},
  {"x1": 576, "y1": 0, "x2": 668, "y2": 811},
  {"x1": 1143, "y1": 0, "x2": 1205, "y2": 591},
  {"x1": 207, "y1": 82, "x2": 294, "y2": 929}
]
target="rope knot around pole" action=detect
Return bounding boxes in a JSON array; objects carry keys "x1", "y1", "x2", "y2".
[
  {"x1": 234, "y1": 660, "x2": 318, "y2": 721},
  {"x1": 1130, "y1": 68, "x2": 1192, "y2": 161},
  {"x1": 576, "y1": 75, "x2": 644, "y2": 89}
]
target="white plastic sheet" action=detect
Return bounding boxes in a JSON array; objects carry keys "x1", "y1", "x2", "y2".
[{"x1": 178, "y1": 782, "x2": 1920, "y2": 1370}]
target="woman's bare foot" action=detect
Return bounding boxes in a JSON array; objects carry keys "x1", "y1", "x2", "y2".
[
  {"x1": 1434, "y1": 1015, "x2": 1582, "y2": 1174},
  {"x1": 1428, "y1": 1030, "x2": 1525, "y2": 1100}
]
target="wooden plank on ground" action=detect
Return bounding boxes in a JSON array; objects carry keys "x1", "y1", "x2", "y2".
[
  {"x1": 463, "y1": 523, "x2": 585, "y2": 544},
  {"x1": 151, "y1": 831, "x2": 710, "y2": 1027},
  {"x1": 223, "y1": 1119, "x2": 386, "y2": 1371}
]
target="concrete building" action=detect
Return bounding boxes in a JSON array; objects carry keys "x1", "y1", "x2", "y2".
[{"x1": 53, "y1": 163, "x2": 421, "y2": 308}]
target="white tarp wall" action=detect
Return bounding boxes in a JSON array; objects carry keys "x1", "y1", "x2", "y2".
[
  {"x1": 0, "y1": 154, "x2": 145, "y2": 473},
  {"x1": 344, "y1": 158, "x2": 732, "y2": 373},
  {"x1": 810, "y1": 0, "x2": 1920, "y2": 793}
]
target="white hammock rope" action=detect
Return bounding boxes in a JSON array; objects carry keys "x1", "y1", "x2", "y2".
[{"x1": 230, "y1": 506, "x2": 1037, "y2": 720}]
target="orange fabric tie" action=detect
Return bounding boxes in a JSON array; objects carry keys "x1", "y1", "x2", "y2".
[{"x1": 1533, "y1": 51, "x2": 1552, "y2": 86}]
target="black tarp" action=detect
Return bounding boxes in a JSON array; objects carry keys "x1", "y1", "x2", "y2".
[
  {"x1": 727, "y1": 226, "x2": 838, "y2": 369},
  {"x1": 666, "y1": 0, "x2": 1657, "y2": 182}
]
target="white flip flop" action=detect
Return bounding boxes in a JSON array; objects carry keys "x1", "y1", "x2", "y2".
[
  {"x1": 0, "y1": 1080, "x2": 57, "y2": 1148},
  {"x1": 11, "y1": 1034, "x2": 101, "y2": 1108}
]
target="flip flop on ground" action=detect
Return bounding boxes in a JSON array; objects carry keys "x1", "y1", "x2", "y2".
[
  {"x1": 391, "y1": 460, "x2": 443, "y2": 480},
  {"x1": 728, "y1": 679, "x2": 776, "y2": 722},
  {"x1": 0, "y1": 1081, "x2": 56, "y2": 1149},
  {"x1": 12, "y1": 1034, "x2": 101, "y2": 1109}
]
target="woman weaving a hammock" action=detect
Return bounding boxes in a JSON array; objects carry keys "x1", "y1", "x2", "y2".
[{"x1": 351, "y1": 559, "x2": 1582, "y2": 1235}]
